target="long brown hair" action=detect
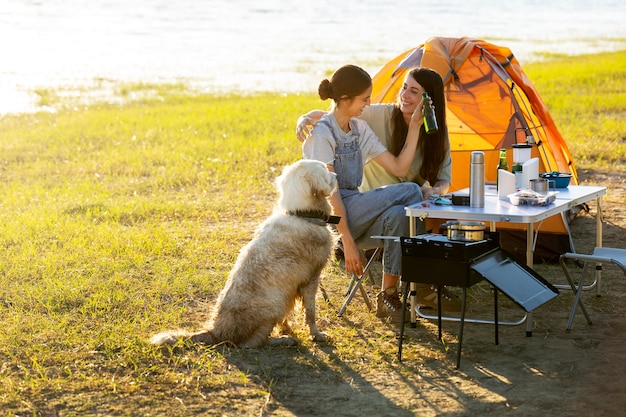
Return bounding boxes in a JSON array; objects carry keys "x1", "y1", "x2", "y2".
[{"x1": 388, "y1": 68, "x2": 449, "y2": 184}]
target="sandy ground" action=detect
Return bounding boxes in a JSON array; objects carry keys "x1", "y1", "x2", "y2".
[{"x1": 182, "y1": 169, "x2": 626, "y2": 417}]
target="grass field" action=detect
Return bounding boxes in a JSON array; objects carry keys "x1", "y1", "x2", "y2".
[{"x1": 0, "y1": 50, "x2": 625, "y2": 415}]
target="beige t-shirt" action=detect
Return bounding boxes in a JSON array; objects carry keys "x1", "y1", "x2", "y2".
[{"x1": 359, "y1": 104, "x2": 452, "y2": 191}]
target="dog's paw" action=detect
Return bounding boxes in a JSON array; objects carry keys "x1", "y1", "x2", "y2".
[
  {"x1": 268, "y1": 336, "x2": 299, "y2": 347},
  {"x1": 311, "y1": 332, "x2": 328, "y2": 343},
  {"x1": 150, "y1": 332, "x2": 179, "y2": 346}
]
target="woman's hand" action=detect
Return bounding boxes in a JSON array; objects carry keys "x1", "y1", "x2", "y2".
[
  {"x1": 421, "y1": 180, "x2": 450, "y2": 200},
  {"x1": 296, "y1": 115, "x2": 316, "y2": 142},
  {"x1": 342, "y1": 238, "x2": 366, "y2": 276},
  {"x1": 410, "y1": 95, "x2": 435, "y2": 127},
  {"x1": 421, "y1": 183, "x2": 436, "y2": 200},
  {"x1": 409, "y1": 98, "x2": 425, "y2": 126}
]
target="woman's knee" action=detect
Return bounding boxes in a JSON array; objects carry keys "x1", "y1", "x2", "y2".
[
  {"x1": 382, "y1": 206, "x2": 411, "y2": 235},
  {"x1": 396, "y1": 182, "x2": 423, "y2": 203}
]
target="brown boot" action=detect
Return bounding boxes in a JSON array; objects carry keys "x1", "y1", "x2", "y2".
[
  {"x1": 376, "y1": 287, "x2": 410, "y2": 323},
  {"x1": 414, "y1": 284, "x2": 462, "y2": 313}
]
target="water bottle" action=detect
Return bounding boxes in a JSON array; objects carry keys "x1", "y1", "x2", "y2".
[
  {"x1": 470, "y1": 151, "x2": 485, "y2": 208},
  {"x1": 421, "y1": 92, "x2": 438, "y2": 134}
]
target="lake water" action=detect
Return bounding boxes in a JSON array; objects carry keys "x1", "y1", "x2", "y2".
[{"x1": 1, "y1": 0, "x2": 626, "y2": 113}]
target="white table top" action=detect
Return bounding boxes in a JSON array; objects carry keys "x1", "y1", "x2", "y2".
[{"x1": 405, "y1": 185, "x2": 606, "y2": 224}]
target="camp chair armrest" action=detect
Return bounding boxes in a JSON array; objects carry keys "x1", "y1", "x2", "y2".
[{"x1": 560, "y1": 252, "x2": 614, "y2": 264}]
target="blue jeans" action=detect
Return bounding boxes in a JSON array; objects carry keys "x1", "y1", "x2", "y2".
[{"x1": 340, "y1": 182, "x2": 424, "y2": 276}]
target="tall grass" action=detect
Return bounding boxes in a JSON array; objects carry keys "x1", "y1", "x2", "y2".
[{"x1": 0, "y1": 50, "x2": 624, "y2": 414}]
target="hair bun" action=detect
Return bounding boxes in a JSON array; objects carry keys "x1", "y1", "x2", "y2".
[{"x1": 318, "y1": 79, "x2": 332, "y2": 100}]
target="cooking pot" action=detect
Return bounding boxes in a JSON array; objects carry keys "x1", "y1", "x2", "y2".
[
  {"x1": 539, "y1": 171, "x2": 572, "y2": 188},
  {"x1": 441, "y1": 221, "x2": 486, "y2": 242}
]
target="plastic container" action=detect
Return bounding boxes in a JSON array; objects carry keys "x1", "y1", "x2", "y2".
[{"x1": 508, "y1": 190, "x2": 557, "y2": 206}]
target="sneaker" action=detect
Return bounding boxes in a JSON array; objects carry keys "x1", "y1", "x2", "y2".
[
  {"x1": 376, "y1": 287, "x2": 410, "y2": 323},
  {"x1": 415, "y1": 285, "x2": 462, "y2": 313}
]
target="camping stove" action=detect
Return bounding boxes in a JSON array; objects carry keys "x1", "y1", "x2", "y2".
[{"x1": 401, "y1": 233, "x2": 499, "y2": 286}]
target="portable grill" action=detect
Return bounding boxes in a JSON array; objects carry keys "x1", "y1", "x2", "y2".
[
  {"x1": 401, "y1": 233, "x2": 499, "y2": 287},
  {"x1": 399, "y1": 233, "x2": 559, "y2": 368}
]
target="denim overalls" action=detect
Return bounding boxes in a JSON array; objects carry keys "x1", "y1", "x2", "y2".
[{"x1": 318, "y1": 117, "x2": 424, "y2": 277}]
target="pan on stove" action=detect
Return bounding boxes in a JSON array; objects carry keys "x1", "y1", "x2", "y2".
[{"x1": 441, "y1": 221, "x2": 486, "y2": 242}]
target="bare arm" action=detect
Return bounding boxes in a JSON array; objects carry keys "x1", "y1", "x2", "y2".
[
  {"x1": 326, "y1": 165, "x2": 365, "y2": 276},
  {"x1": 422, "y1": 140, "x2": 452, "y2": 198},
  {"x1": 371, "y1": 105, "x2": 424, "y2": 178},
  {"x1": 296, "y1": 110, "x2": 327, "y2": 142}
]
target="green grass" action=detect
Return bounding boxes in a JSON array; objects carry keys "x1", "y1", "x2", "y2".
[
  {"x1": 0, "y1": 50, "x2": 625, "y2": 415},
  {"x1": 523, "y1": 50, "x2": 626, "y2": 168},
  {"x1": 0, "y1": 91, "x2": 326, "y2": 414}
]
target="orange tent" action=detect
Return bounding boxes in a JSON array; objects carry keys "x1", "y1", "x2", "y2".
[{"x1": 372, "y1": 36, "x2": 578, "y2": 260}]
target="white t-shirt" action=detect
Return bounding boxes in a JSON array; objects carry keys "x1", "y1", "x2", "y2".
[{"x1": 302, "y1": 112, "x2": 387, "y2": 167}]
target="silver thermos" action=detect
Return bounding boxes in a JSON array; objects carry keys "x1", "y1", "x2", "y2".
[{"x1": 470, "y1": 151, "x2": 485, "y2": 208}]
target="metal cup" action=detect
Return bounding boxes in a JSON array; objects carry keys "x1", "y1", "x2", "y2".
[{"x1": 529, "y1": 178, "x2": 550, "y2": 195}]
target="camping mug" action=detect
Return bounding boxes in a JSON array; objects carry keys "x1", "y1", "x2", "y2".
[{"x1": 529, "y1": 178, "x2": 550, "y2": 195}]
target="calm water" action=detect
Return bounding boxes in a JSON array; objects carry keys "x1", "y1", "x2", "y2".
[{"x1": 1, "y1": 0, "x2": 626, "y2": 113}]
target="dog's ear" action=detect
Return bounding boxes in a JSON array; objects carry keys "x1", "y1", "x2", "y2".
[
  {"x1": 303, "y1": 163, "x2": 337, "y2": 198},
  {"x1": 276, "y1": 161, "x2": 305, "y2": 194},
  {"x1": 275, "y1": 161, "x2": 309, "y2": 211},
  {"x1": 275, "y1": 160, "x2": 336, "y2": 212},
  {"x1": 275, "y1": 163, "x2": 292, "y2": 191}
]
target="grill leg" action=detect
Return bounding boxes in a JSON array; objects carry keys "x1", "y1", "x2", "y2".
[
  {"x1": 437, "y1": 285, "x2": 443, "y2": 341},
  {"x1": 398, "y1": 281, "x2": 411, "y2": 361},
  {"x1": 456, "y1": 287, "x2": 467, "y2": 369}
]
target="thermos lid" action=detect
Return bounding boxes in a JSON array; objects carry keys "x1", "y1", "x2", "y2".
[
  {"x1": 470, "y1": 151, "x2": 484, "y2": 163},
  {"x1": 512, "y1": 144, "x2": 532, "y2": 149}
]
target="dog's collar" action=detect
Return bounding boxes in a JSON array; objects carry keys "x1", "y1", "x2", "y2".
[{"x1": 287, "y1": 210, "x2": 340, "y2": 226}]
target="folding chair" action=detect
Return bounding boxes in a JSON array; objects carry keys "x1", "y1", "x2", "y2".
[
  {"x1": 337, "y1": 247, "x2": 381, "y2": 317},
  {"x1": 559, "y1": 247, "x2": 626, "y2": 331}
]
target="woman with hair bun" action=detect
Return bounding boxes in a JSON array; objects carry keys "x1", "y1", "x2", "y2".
[
  {"x1": 299, "y1": 66, "x2": 460, "y2": 315},
  {"x1": 302, "y1": 64, "x2": 425, "y2": 322}
]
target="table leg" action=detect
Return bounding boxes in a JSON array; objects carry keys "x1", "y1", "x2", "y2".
[
  {"x1": 409, "y1": 216, "x2": 417, "y2": 324},
  {"x1": 526, "y1": 223, "x2": 533, "y2": 336},
  {"x1": 596, "y1": 197, "x2": 603, "y2": 296},
  {"x1": 494, "y1": 287, "x2": 499, "y2": 345},
  {"x1": 526, "y1": 223, "x2": 534, "y2": 268}
]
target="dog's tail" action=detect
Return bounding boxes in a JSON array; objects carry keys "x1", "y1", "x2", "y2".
[{"x1": 150, "y1": 328, "x2": 219, "y2": 346}]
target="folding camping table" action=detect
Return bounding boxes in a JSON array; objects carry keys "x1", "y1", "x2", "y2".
[{"x1": 403, "y1": 185, "x2": 606, "y2": 335}]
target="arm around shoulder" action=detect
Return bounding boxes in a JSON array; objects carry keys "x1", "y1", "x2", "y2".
[{"x1": 296, "y1": 110, "x2": 328, "y2": 142}]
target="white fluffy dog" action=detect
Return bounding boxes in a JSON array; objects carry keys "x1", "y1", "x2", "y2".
[{"x1": 151, "y1": 159, "x2": 338, "y2": 348}]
